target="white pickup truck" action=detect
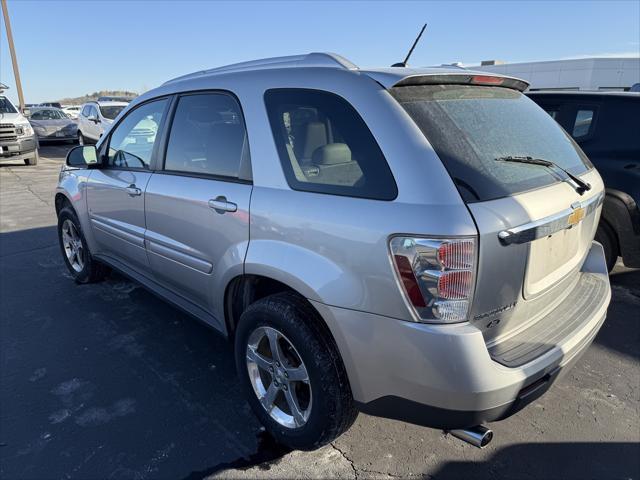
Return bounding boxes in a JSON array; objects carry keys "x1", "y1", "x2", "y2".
[{"x1": 0, "y1": 88, "x2": 38, "y2": 165}]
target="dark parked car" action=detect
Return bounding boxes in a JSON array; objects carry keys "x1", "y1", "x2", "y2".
[{"x1": 528, "y1": 91, "x2": 640, "y2": 271}]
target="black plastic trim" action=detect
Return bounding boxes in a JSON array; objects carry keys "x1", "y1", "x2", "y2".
[{"x1": 356, "y1": 367, "x2": 559, "y2": 430}]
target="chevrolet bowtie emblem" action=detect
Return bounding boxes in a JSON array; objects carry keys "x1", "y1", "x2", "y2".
[{"x1": 567, "y1": 205, "x2": 585, "y2": 226}]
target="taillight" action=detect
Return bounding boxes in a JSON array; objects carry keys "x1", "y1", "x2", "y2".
[
  {"x1": 470, "y1": 75, "x2": 504, "y2": 85},
  {"x1": 389, "y1": 237, "x2": 477, "y2": 323}
]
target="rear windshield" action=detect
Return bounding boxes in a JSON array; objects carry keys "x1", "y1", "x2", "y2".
[
  {"x1": 99, "y1": 105, "x2": 125, "y2": 120},
  {"x1": 391, "y1": 85, "x2": 592, "y2": 203}
]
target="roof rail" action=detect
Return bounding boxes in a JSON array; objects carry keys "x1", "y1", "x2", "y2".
[{"x1": 164, "y1": 52, "x2": 358, "y2": 85}]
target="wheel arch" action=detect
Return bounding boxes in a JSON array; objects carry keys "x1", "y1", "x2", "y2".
[
  {"x1": 601, "y1": 189, "x2": 640, "y2": 267},
  {"x1": 55, "y1": 191, "x2": 73, "y2": 216},
  {"x1": 223, "y1": 274, "x2": 336, "y2": 346}
]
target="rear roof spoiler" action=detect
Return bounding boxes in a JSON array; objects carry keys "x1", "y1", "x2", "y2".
[{"x1": 364, "y1": 71, "x2": 529, "y2": 92}]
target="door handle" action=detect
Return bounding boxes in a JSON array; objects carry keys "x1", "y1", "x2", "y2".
[
  {"x1": 208, "y1": 196, "x2": 237, "y2": 214},
  {"x1": 126, "y1": 185, "x2": 142, "y2": 197}
]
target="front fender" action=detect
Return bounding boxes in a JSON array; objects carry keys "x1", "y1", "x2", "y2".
[
  {"x1": 244, "y1": 239, "x2": 365, "y2": 307},
  {"x1": 56, "y1": 167, "x2": 96, "y2": 251}
]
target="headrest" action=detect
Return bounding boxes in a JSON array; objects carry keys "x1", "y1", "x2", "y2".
[
  {"x1": 303, "y1": 122, "x2": 328, "y2": 159},
  {"x1": 312, "y1": 143, "x2": 352, "y2": 165}
]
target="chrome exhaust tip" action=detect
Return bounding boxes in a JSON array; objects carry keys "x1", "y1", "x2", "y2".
[{"x1": 448, "y1": 425, "x2": 493, "y2": 448}]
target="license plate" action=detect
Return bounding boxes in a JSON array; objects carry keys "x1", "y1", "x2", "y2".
[{"x1": 55, "y1": 132, "x2": 65, "y2": 137}]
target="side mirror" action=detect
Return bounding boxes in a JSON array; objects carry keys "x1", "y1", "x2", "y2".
[
  {"x1": 23, "y1": 108, "x2": 31, "y2": 117},
  {"x1": 66, "y1": 145, "x2": 98, "y2": 167},
  {"x1": 88, "y1": 115, "x2": 100, "y2": 123}
]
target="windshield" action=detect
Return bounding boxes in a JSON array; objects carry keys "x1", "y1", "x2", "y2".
[
  {"x1": 30, "y1": 109, "x2": 68, "y2": 120},
  {"x1": 0, "y1": 97, "x2": 18, "y2": 114},
  {"x1": 391, "y1": 85, "x2": 592, "y2": 203},
  {"x1": 99, "y1": 105, "x2": 125, "y2": 120}
]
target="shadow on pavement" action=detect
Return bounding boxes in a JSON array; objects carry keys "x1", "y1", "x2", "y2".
[
  {"x1": 432, "y1": 441, "x2": 640, "y2": 480},
  {"x1": 0, "y1": 226, "x2": 281, "y2": 479},
  {"x1": 2, "y1": 227, "x2": 638, "y2": 479}
]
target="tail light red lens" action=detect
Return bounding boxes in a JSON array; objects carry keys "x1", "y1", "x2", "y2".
[
  {"x1": 437, "y1": 240, "x2": 475, "y2": 269},
  {"x1": 437, "y1": 270, "x2": 473, "y2": 300},
  {"x1": 390, "y1": 236, "x2": 477, "y2": 323},
  {"x1": 393, "y1": 255, "x2": 426, "y2": 307}
]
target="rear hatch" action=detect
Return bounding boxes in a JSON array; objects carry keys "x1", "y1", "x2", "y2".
[{"x1": 391, "y1": 81, "x2": 603, "y2": 346}]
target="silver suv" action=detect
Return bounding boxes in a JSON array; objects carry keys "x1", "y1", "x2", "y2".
[{"x1": 55, "y1": 53, "x2": 611, "y2": 450}]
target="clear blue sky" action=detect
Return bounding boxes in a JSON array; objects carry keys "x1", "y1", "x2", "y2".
[{"x1": 1, "y1": 0, "x2": 639, "y2": 103}]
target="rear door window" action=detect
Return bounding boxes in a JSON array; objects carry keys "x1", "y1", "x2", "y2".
[
  {"x1": 391, "y1": 85, "x2": 592, "y2": 203},
  {"x1": 265, "y1": 89, "x2": 397, "y2": 200},
  {"x1": 164, "y1": 93, "x2": 250, "y2": 179}
]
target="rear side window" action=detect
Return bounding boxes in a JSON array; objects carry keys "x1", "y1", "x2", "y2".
[
  {"x1": 572, "y1": 109, "x2": 595, "y2": 138},
  {"x1": 264, "y1": 89, "x2": 397, "y2": 200},
  {"x1": 392, "y1": 85, "x2": 592, "y2": 203},
  {"x1": 164, "y1": 93, "x2": 249, "y2": 179}
]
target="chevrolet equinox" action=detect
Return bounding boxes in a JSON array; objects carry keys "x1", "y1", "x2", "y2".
[{"x1": 55, "y1": 53, "x2": 611, "y2": 450}]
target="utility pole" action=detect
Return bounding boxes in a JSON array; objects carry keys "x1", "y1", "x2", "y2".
[{"x1": 1, "y1": 0, "x2": 25, "y2": 111}]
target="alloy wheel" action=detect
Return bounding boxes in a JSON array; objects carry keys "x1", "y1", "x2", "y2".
[
  {"x1": 61, "y1": 219, "x2": 85, "y2": 273},
  {"x1": 246, "y1": 326, "x2": 312, "y2": 428}
]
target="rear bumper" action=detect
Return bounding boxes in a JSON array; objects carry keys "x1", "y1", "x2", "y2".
[
  {"x1": 0, "y1": 136, "x2": 37, "y2": 160},
  {"x1": 313, "y1": 241, "x2": 611, "y2": 429}
]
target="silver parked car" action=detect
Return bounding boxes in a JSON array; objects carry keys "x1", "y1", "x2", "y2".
[
  {"x1": 77, "y1": 100, "x2": 128, "y2": 145},
  {"x1": 28, "y1": 107, "x2": 78, "y2": 143},
  {"x1": 55, "y1": 53, "x2": 611, "y2": 450}
]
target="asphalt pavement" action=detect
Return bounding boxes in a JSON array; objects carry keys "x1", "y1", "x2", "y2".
[{"x1": 0, "y1": 145, "x2": 638, "y2": 479}]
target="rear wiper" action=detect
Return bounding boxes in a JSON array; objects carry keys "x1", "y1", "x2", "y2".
[{"x1": 495, "y1": 156, "x2": 592, "y2": 195}]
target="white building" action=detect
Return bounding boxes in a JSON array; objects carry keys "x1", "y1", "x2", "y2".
[{"x1": 471, "y1": 57, "x2": 640, "y2": 91}]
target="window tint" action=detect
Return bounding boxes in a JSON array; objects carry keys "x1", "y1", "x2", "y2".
[
  {"x1": 264, "y1": 89, "x2": 397, "y2": 200},
  {"x1": 99, "y1": 105, "x2": 125, "y2": 120},
  {"x1": 573, "y1": 109, "x2": 595, "y2": 138},
  {"x1": 107, "y1": 99, "x2": 167, "y2": 169},
  {"x1": 392, "y1": 85, "x2": 592, "y2": 203},
  {"x1": 164, "y1": 93, "x2": 249, "y2": 178}
]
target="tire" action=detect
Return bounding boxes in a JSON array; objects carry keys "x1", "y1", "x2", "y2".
[
  {"x1": 595, "y1": 221, "x2": 618, "y2": 272},
  {"x1": 78, "y1": 131, "x2": 85, "y2": 145},
  {"x1": 235, "y1": 292, "x2": 358, "y2": 450},
  {"x1": 24, "y1": 150, "x2": 38, "y2": 166},
  {"x1": 57, "y1": 206, "x2": 109, "y2": 283}
]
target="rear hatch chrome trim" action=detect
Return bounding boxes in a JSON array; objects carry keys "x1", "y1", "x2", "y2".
[{"x1": 498, "y1": 192, "x2": 603, "y2": 246}]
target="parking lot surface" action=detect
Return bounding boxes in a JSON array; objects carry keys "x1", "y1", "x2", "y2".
[{"x1": 1, "y1": 145, "x2": 639, "y2": 479}]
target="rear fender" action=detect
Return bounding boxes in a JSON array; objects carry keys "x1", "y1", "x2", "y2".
[{"x1": 244, "y1": 239, "x2": 363, "y2": 307}]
